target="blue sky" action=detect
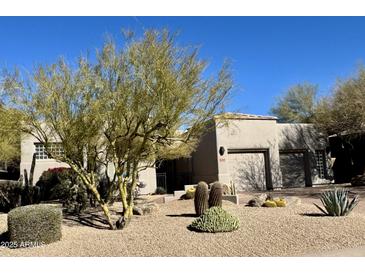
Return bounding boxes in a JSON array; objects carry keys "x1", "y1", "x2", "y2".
[{"x1": 1, "y1": 16, "x2": 365, "y2": 115}]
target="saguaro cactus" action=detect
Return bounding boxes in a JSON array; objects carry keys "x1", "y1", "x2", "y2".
[
  {"x1": 208, "y1": 182, "x2": 223, "y2": 208},
  {"x1": 194, "y1": 181, "x2": 209, "y2": 216}
]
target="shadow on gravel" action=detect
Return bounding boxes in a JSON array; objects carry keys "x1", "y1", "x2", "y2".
[
  {"x1": 166, "y1": 213, "x2": 197, "y2": 218},
  {"x1": 63, "y1": 212, "x2": 111, "y2": 230},
  {"x1": 0, "y1": 231, "x2": 9, "y2": 242},
  {"x1": 300, "y1": 213, "x2": 326, "y2": 217}
]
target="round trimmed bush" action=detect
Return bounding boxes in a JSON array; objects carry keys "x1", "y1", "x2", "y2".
[
  {"x1": 189, "y1": 206, "x2": 240, "y2": 233},
  {"x1": 8, "y1": 204, "x2": 62, "y2": 247}
]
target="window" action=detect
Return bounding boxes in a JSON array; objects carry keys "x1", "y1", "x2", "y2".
[
  {"x1": 35, "y1": 143, "x2": 64, "y2": 160},
  {"x1": 0, "y1": 161, "x2": 7, "y2": 172},
  {"x1": 315, "y1": 150, "x2": 326, "y2": 179}
]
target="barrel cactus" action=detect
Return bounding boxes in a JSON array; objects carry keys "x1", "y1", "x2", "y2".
[
  {"x1": 208, "y1": 182, "x2": 223, "y2": 208},
  {"x1": 263, "y1": 200, "x2": 277, "y2": 207},
  {"x1": 194, "y1": 181, "x2": 209, "y2": 216}
]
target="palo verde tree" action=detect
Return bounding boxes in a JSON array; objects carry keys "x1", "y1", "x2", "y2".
[
  {"x1": 95, "y1": 30, "x2": 232, "y2": 228},
  {"x1": 0, "y1": 106, "x2": 20, "y2": 164},
  {"x1": 271, "y1": 83, "x2": 318, "y2": 123},
  {"x1": 1, "y1": 29, "x2": 232, "y2": 229},
  {"x1": 1, "y1": 59, "x2": 116, "y2": 229}
]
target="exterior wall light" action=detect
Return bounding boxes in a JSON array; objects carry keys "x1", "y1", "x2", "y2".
[{"x1": 219, "y1": 146, "x2": 225, "y2": 156}]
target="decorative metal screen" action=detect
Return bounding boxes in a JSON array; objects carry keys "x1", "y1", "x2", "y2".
[
  {"x1": 315, "y1": 150, "x2": 326, "y2": 179},
  {"x1": 156, "y1": 172, "x2": 167, "y2": 190}
]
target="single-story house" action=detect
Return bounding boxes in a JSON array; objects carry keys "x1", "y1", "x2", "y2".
[{"x1": 20, "y1": 113, "x2": 330, "y2": 193}]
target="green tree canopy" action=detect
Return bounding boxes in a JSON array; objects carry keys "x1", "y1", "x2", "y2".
[
  {"x1": 271, "y1": 83, "x2": 318, "y2": 123},
  {"x1": 314, "y1": 67, "x2": 365, "y2": 136},
  {"x1": 1, "y1": 29, "x2": 232, "y2": 229},
  {"x1": 0, "y1": 105, "x2": 21, "y2": 163}
]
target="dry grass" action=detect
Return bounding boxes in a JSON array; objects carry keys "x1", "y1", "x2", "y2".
[{"x1": 1, "y1": 195, "x2": 365, "y2": 256}]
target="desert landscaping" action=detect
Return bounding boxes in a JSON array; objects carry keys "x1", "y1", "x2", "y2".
[{"x1": 1, "y1": 185, "x2": 364, "y2": 257}]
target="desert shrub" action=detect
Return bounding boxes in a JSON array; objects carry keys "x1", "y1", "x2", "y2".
[
  {"x1": 194, "y1": 181, "x2": 209, "y2": 216},
  {"x1": 155, "y1": 186, "x2": 167, "y2": 194},
  {"x1": 263, "y1": 200, "x2": 277, "y2": 207},
  {"x1": 36, "y1": 167, "x2": 71, "y2": 200},
  {"x1": 36, "y1": 168, "x2": 89, "y2": 213},
  {"x1": 189, "y1": 206, "x2": 240, "y2": 233},
  {"x1": 314, "y1": 188, "x2": 359, "y2": 216},
  {"x1": 7, "y1": 204, "x2": 62, "y2": 247},
  {"x1": 185, "y1": 187, "x2": 196, "y2": 199},
  {"x1": 0, "y1": 181, "x2": 23, "y2": 212},
  {"x1": 51, "y1": 179, "x2": 89, "y2": 213},
  {"x1": 274, "y1": 198, "x2": 286, "y2": 207}
]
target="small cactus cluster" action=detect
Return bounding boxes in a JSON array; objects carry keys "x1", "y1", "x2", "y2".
[
  {"x1": 185, "y1": 187, "x2": 196, "y2": 199},
  {"x1": 194, "y1": 181, "x2": 223, "y2": 216},
  {"x1": 262, "y1": 198, "x2": 286, "y2": 208}
]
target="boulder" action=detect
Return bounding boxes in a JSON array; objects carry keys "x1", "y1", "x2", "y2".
[
  {"x1": 133, "y1": 206, "x2": 144, "y2": 216},
  {"x1": 285, "y1": 196, "x2": 301, "y2": 207},
  {"x1": 350, "y1": 175, "x2": 365, "y2": 186},
  {"x1": 142, "y1": 203, "x2": 159, "y2": 215},
  {"x1": 246, "y1": 193, "x2": 268, "y2": 207},
  {"x1": 133, "y1": 203, "x2": 159, "y2": 216}
]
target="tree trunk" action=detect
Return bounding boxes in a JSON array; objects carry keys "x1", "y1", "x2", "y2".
[{"x1": 69, "y1": 164, "x2": 115, "y2": 230}]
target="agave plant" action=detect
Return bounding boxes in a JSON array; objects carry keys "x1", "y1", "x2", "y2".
[{"x1": 314, "y1": 188, "x2": 359, "y2": 216}]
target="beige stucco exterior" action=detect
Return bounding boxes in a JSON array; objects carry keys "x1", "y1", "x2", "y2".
[
  {"x1": 188, "y1": 113, "x2": 328, "y2": 190},
  {"x1": 20, "y1": 113, "x2": 328, "y2": 194},
  {"x1": 20, "y1": 133, "x2": 156, "y2": 194}
]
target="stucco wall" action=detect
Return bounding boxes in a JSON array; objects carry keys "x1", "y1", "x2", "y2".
[
  {"x1": 214, "y1": 118, "x2": 282, "y2": 189},
  {"x1": 191, "y1": 124, "x2": 219, "y2": 184},
  {"x1": 277, "y1": 123, "x2": 329, "y2": 186},
  {"x1": 20, "y1": 133, "x2": 156, "y2": 194},
  {"x1": 20, "y1": 134, "x2": 69, "y2": 185},
  {"x1": 277, "y1": 123, "x2": 326, "y2": 151}
]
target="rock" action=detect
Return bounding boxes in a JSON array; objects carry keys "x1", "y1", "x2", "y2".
[
  {"x1": 133, "y1": 203, "x2": 159, "y2": 215},
  {"x1": 285, "y1": 197, "x2": 301, "y2": 207},
  {"x1": 142, "y1": 203, "x2": 159, "y2": 215},
  {"x1": 133, "y1": 206, "x2": 144, "y2": 216},
  {"x1": 351, "y1": 175, "x2": 365, "y2": 186},
  {"x1": 134, "y1": 197, "x2": 150, "y2": 205},
  {"x1": 247, "y1": 193, "x2": 268, "y2": 207}
]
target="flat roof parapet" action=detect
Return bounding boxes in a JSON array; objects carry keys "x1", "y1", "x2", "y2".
[{"x1": 213, "y1": 112, "x2": 278, "y2": 121}]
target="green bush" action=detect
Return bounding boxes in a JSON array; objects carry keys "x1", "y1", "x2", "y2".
[
  {"x1": 36, "y1": 168, "x2": 74, "y2": 200},
  {"x1": 189, "y1": 206, "x2": 240, "y2": 233},
  {"x1": 7, "y1": 204, "x2": 62, "y2": 247},
  {"x1": 155, "y1": 186, "x2": 167, "y2": 194},
  {"x1": 36, "y1": 168, "x2": 89, "y2": 213},
  {"x1": 314, "y1": 188, "x2": 359, "y2": 216},
  {"x1": 51, "y1": 179, "x2": 89, "y2": 213},
  {"x1": 0, "y1": 181, "x2": 23, "y2": 212}
]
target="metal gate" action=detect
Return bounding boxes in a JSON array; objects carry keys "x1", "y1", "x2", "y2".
[{"x1": 156, "y1": 172, "x2": 167, "y2": 190}]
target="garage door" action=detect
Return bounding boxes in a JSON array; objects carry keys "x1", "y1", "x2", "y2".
[
  {"x1": 227, "y1": 149, "x2": 272, "y2": 191},
  {"x1": 279, "y1": 150, "x2": 312, "y2": 188}
]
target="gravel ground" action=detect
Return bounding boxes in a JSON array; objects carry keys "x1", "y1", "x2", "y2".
[{"x1": 1, "y1": 197, "x2": 365, "y2": 256}]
